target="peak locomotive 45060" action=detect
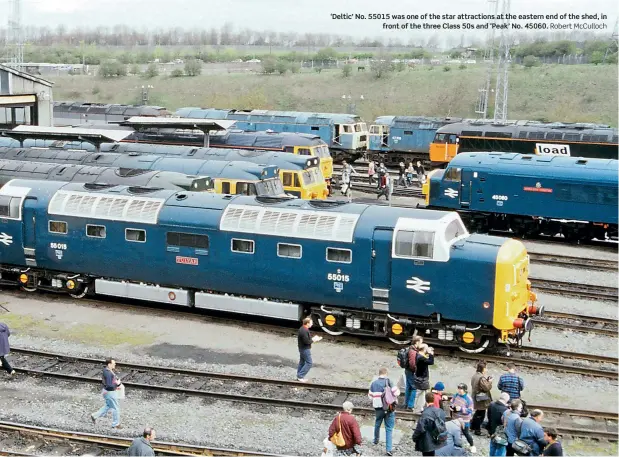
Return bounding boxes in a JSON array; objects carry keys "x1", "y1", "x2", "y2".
[{"x1": 0, "y1": 179, "x2": 540, "y2": 352}]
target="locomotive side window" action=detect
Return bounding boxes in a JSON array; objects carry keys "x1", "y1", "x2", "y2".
[
  {"x1": 167, "y1": 232, "x2": 210, "y2": 249},
  {"x1": 283, "y1": 173, "x2": 293, "y2": 186},
  {"x1": 298, "y1": 148, "x2": 311, "y2": 156},
  {"x1": 86, "y1": 224, "x2": 106, "y2": 238},
  {"x1": 0, "y1": 195, "x2": 21, "y2": 219},
  {"x1": 49, "y1": 220, "x2": 68, "y2": 234},
  {"x1": 278, "y1": 243, "x2": 302, "y2": 259},
  {"x1": 126, "y1": 228, "x2": 146, "y2": 243},
  {"x1": 232, "y1": 238, "x2": 255, "y2": 254},
  {"x1": 395, "y1": 230, "x2": 435, "y2": 259},
  {"x1": 221, "y1": 182, "x2": 231, "y2": 194},
  {"x1": 443, "y1": 167, "x2": 461, "y2": 182},
  {"x1": 326, "y1": 247, "x2": 352, "y2": 264}
]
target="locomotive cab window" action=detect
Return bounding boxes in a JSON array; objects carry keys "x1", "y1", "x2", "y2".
[
  {"x1": 86, "y1": 224, "x2": 106, "y2": 238},
  {"x1": 297, "y1": 148, "x2": 311, "y2": 156},
  {"x1": 394, "y1": 230, "x2": 435, "y2": 259},
  {"x1": 0, "y1": 195, "x2": 22, "y2": 220},
  {"x1": 221, "y1": 182, "x2": 231, "y2": 194},
  {"x1": 283, "y1": 173, "x2": 293, "y2": 187},
  {"x1": 49, "y1": 220, "x2": 68, "y2": 234},
  {"x1": 326, "y1": 247, "x2": 352, "y2": 264},
  {"x1": 236, "y1": 182, "x2": 257, "y2": 196},
  {"x1": 231, "y1": 238, "x2": 254, "y2": 254},
  {"x1": 126, "y1": 228, "x2": 146, "y2": 243},
  {"x1": 443, "y1": 167, "x2": 461, "y2": 182},
  {"x1": 278, "y1": 243, "x2": 302, "y2": 259}
]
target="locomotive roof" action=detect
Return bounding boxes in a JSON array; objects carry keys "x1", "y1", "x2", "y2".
[
  {"x1": 449, "y1": 152, "x2": 619, "y2": 182},
  {"x1": 0, "y1": 146, "x2": 278, "y2": 180},
  {"x1": 436, "y1": 121, "x2": 618, "y2": 143},
  {"x1": 175, "y1": 107, "x2": 363, "y2": 124},
  {"x1": 374, "y1": 116, "x2": 464, "y2": 127},
  {"x1": 54, "y1": 101, "x2": 170, "y2": 117}
]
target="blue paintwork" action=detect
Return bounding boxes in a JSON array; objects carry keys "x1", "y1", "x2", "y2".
[
  {"x1": 429, "y1": 152, "x2": 619, "y2": 224},
  {"x1": 0, "y1": 139, "x2": 314, "y2": 172},
  {"x1": 175, "y1": 108, "x2": 366, "y2": 152},
  {"x1": 369, "y1": 116, "x2": 462, "y2": 154},
  {"x1": 0, "y1": 179, "x2": 512, "y2": 327},
  {"x1": 0, "y1": 147, "x2": 278, "y2": 181}
]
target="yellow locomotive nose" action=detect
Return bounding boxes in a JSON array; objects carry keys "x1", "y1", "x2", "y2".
[{"x1": 493, "y1": 239, "x2": 537, "y2": 342}]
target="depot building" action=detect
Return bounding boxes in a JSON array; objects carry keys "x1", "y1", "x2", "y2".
[{"x1": 0, "y1": 63, "x2": 53, "y2": 129}]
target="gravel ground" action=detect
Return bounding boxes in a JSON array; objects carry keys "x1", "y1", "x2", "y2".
[
  {"x1": 529, "y1": 264, "x2": 617, "y2": 288},
  {"x1": 537, "y1": 291, "x2": 618, "y2": 319},
  {"x1": 1, "y1": 293, "x2": 616, "y2": 413},
  {"x1": 525, "y1": 326, "x2": 618, "y2": 358}
]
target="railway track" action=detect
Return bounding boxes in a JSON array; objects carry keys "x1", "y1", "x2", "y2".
[
  {"x1": 536, "y1": 311, "x2": 618, "y2": 336},
  {"x1": 530, "y1": 278, "x2": 618, "y2": 301},
  {"x1": 528, "y1": 253, "x2": 618, "y2": 272},
  {"x1": 0, "y1": 421, "x2": 278, "y2": 456},
  {"x1": 6, "y1": 349, "x2": 617, "y2": 442}
]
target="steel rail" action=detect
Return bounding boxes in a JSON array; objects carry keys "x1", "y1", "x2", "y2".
[
  {"x1": 529, "y1": 278, "x2": 618, "y2": 301},
  {"x1": 0, "y1": 421, "x2": 280, "y2": 456},
  {"x1": 535, "y1": 311, "x2": 618, "y2": 336},
  {"x1": 528, "y1": 253, "x2": 618, "y2": 272},
  {"x1": 9, "y1": 349, "x2": 618, "y2": 421}
]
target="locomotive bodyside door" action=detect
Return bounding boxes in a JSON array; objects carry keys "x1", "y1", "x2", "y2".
[{"x1": 371, "y1": 228, "x2": 393, "y2": 311}]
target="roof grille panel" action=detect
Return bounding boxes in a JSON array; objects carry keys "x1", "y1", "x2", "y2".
[
  {"x1": 220, "y1": 204, "x2": 359, "y2": 242},
  {"x1": 48, "y1": 190, "x2": 163, "y2": 224}
]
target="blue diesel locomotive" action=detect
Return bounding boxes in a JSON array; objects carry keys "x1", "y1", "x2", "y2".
[
  {"x1": 0, "y1": 179, "x2": 539, "y2": 352},
  {"x1": 368, "y1": 116, "x2": 463, "y2": 165},
  {"x1": 175, "y1": 108, "x2": 369, "y2": 162},
  {"x1": 0, "y1": 147, "x2": 284, "y2": 198},
  {"x1": 424, "y1": 152, "x2": 618, "y2": 241}
]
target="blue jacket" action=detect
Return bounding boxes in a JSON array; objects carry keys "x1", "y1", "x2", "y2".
[
  {"x1": 502, "y1": 410, "x2": 522, "y2": 444},
  {"x1": 436, "y1": 420, "x2": 465, "y2": 456},
  {"x1": 520, "y1": 417, "x2": 547, "y2": 455},
  {"x1": 0, "y1": 323, "x2": 10, "y2": 356}
]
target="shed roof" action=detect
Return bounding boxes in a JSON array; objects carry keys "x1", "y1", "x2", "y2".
[{"x1": 0, "y1": 63, "x2": 53, "y2": 87}]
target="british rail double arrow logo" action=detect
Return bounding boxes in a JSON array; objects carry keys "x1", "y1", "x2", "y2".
[{"x1": 406, "y1": 277, "x2": 431, "y2": 294}]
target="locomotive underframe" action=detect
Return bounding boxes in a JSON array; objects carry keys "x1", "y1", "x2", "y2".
[{"x1": 454, "y1": 209, "x2": 618, "y2": 242}]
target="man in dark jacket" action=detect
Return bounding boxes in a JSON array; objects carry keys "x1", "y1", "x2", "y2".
[
  {"x1": 413, "y1": 391, "x2": 447, "y2": 456},
  {"x1": 0, "y1": 322, "x2": 15, "y2": 375},
  {"x1": 297, "y1": 317, "x2": 321, "y2": 382},
  {"x1": 413, "y1": 344, "x2": 435, "y2": 413},
  {"x1": 404, "y1": 335, "x2": 423, "y2": 409},
  {"x1": 487, "y1": 392, "x2": 510, "y2": 434},
  {"x1": 328, "y1": 401, "x2": 362, "y2": 455},
  {"x1": 90, "y1": 358, "x2": 122, "y2": 428},
  {"x1": 127, "y1": 427, "x2": 156, "y2": 456}
]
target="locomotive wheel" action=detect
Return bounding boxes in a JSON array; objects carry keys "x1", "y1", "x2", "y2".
[
  {"x1": 458, "y1": 337, "x2": 491, "y2": 353},
  {"x1": 316, "y1": 316, "x2": 344, "y2": 336},
  {"x1": 69, "y1": 284, "x2": 89, "y2": 299},
  {"x1": 388, "y1": 337, "x2": 411, "y2": 345}
]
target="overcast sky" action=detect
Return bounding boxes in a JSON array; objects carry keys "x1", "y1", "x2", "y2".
[{"x1": 4, "y1": 0, "x2": 618, "y2": 39}]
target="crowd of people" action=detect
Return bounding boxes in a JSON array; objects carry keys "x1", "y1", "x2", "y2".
[
  {"x1": 338, "y1": 159, "x2": 426, "y2": 202},
  {"x1": 305, "y1": 330, "x2": 565, "y2": 457}
]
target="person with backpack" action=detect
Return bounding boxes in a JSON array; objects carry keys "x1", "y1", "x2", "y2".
[
  {"x1": 412, "y1": 344, "x2": 435, "y2": 413},
  {"x1": 502, "y1": 399, "x2": 524, "y2": 456},
  {"x1": 368, "y1": 367, "x2": 400, "y2": 456},
  {"x1": 412, "y1": 391, "x2": 448, "y2": 456},
  {"x1": 449, "y1": 383, "x2": 476, "y2": 453},
  {"x1": 436, "y1": 418, "x2": 466, "y2": 456},
  {"x1": 397, "y1": 335, "x2": 422, "y2": 410}
]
